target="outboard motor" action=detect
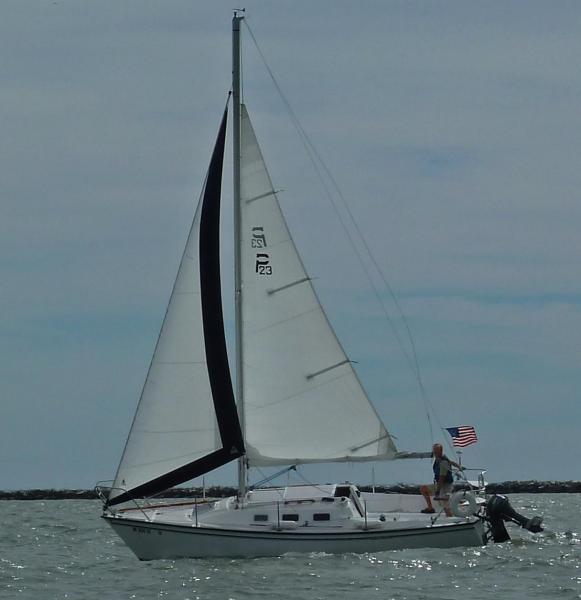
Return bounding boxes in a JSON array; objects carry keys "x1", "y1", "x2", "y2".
[{"x1": 485, "y1": 494, "x2": 543, "y2": 543}]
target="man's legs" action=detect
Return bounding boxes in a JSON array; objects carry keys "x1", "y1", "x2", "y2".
[{"x1": 420, "y1": 484, "x2": 435, "y2": 513}]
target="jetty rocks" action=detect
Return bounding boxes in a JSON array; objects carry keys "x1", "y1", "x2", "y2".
[
  {"x1": 485, "y1": 480, "x2": 581, "y2": 494},
  {"x1": 1, "y1": 481, "x2": 580, "y2": 500}
]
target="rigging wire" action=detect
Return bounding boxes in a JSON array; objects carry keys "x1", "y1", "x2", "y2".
[
  {"x1": 243, "y1": 21, "x2": 443, "y2": 447},
  {"x1": 294, "y1": 468, "x2": 345, "y2": 496}
]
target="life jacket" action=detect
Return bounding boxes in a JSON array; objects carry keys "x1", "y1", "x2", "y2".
[{"x1": 433, "y1": 455, "x2": 454, "y2": 484}]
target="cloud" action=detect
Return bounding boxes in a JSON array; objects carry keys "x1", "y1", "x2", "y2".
[{"x1": 1, "y1": 1, "x2": 581, "y2": 488}]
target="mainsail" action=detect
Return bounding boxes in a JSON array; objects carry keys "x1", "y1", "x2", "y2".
[
  {"x1": 108, "y1": 108, "x2": 243, "y2": 506},
  {"x1": 239, "y1": 105, "x2": 398, "y2": 466}
]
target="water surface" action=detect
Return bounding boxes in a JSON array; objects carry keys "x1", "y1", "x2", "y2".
[{"x1": 1, "y1": 495, "x2": 579, "y2": 599}]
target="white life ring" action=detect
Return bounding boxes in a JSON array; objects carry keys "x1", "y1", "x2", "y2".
[{"x1": 449, "y1": 491, "x2": 478, "y2": 517}]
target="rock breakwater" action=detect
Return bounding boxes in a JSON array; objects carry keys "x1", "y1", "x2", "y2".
[{"x1": 1, "y1": 481, "x2": 580, "y2": 500}]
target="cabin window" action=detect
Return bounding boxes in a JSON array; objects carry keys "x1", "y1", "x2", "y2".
[
  {"x1": 334, "y1": 485, "x2": 351, "y2": 498},
  {"x1": 313, "y1": 513, "x2": 331, "y2": 521},
  {"x1": 253, "y1": 514, "x2": 268, "y2": 522},
  {"x1": 281, "y1": 514, "x2": 299, "y2": 521}
]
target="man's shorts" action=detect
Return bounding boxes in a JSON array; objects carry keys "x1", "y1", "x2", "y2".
[{"x1": 427, "y1": 482, "x2": 453, "y2": 498}]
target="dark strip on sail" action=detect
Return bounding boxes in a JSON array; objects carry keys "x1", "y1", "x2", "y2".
[
  {"x1": 107, "y1": 106, "x2": 244, "y2": 507},
  {"x1": 198, "y1": 109, "x2": 245, "y2": 459}
]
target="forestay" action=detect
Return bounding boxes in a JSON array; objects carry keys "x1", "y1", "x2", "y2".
[{"x1": 239, "y1": 104, "x2": 397, "y2": 466}]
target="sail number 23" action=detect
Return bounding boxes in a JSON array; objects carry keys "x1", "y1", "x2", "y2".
[
  {"x1": 252, "y1": 227, "x2": 272, "y2": 275},
  {"x1": 255, "y1": 253, "x2": 272, "y2": 275}
]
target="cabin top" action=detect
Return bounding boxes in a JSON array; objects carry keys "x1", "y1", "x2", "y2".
[{"x1": 246, "y1": 483, "x2": 359, "y2": 504}]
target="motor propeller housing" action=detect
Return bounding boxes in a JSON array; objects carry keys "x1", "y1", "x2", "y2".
[{"x1": 485, "y1": 494, "x2": 543, "y2": 543}]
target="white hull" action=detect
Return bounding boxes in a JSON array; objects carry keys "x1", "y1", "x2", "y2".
[
  {"x1": 105, "y1": 514, "x2": 484, "y2": 560},
  {"x1": 103, "y1": 487, "x2": 487, "y2": 559}
]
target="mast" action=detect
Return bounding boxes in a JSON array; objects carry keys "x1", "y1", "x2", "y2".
[{"x1": 232, "y1": 11, "x2": 247, "y2": 497}]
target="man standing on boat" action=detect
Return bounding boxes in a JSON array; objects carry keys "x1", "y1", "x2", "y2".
[{"x1": 420, "y1": 443, "x2": 461, "y2": 516}]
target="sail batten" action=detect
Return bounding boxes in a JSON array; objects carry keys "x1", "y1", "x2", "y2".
[
  {"x1": 239, "y1": 105, "x2": 398, "y2": 467},
  {"x1": 108, "y1": 107, "x2": 242, "y2": 507},
  {"x1": 306, "y1": 359, "x2": 351, "y2": 380},
  {"x1": 246, "y1": 190, "x2": 279, "y2": 204},
  {"x1": 267, "y1": 277, "x2": 311, "y2": 295}
]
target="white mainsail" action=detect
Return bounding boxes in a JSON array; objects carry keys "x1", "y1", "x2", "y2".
[{"x1": 239, "y1": 105, "x2": 398, "y2": 466}]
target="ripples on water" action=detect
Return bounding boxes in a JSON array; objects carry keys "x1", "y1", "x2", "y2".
[{"x1": 0, "y1": 495, "x2": 579, "y2": 599}]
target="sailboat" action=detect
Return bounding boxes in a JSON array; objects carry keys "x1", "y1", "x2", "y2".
[{"x1": 99, "y1": 14, "x2": 488, "y2": 560}]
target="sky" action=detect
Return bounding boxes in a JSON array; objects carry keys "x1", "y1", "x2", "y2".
[{"x1": 2, "y1": 1, "x2": 581, "y2": 490}]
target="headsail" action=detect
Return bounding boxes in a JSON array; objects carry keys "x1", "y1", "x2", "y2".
[
  {"x1": 108, "y1": 108, "x2": 243, "y2": 506},
  {"x1": 239, "y1": 104, "x2": 398, "y2": 466}
]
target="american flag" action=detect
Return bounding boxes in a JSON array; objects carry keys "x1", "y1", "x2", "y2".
[{"x1": 445, "y1": 426, "x2": 478, "y2": 448}]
